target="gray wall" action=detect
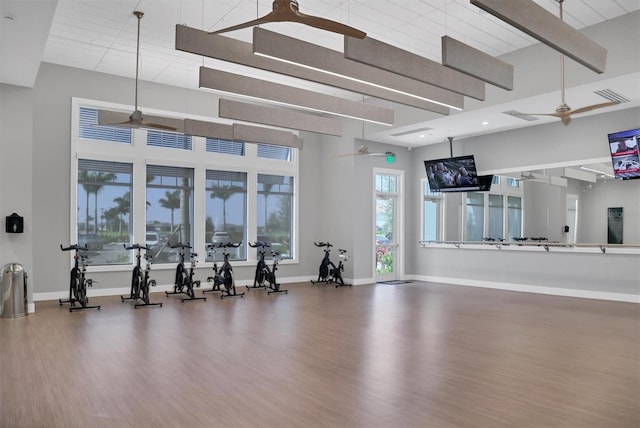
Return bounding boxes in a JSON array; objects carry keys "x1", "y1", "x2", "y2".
[{"x1": 0, "y1": 84, "x2": 35, "y2": 304}]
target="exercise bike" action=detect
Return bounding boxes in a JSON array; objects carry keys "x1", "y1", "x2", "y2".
[
  {"x1": 311, "y1": 242, "x2": 351, "y2": 288},
  {"x1": 120, "y1": 244, "x2": 162, "y2": 308},
  {"x1": 203, "y1": 241, "x2": 244, "y2": 299},
  {"x1": 165, "y1": 243, "x2": 206, "y2": 302},
  {"x1": 248, "y1": 242, "x2": 288, "y2": 295},
  {"x1": 59, "y1": 244, "x2": 101, "y2": 312}
]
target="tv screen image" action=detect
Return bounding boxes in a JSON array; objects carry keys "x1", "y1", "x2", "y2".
[
  {"x1": 424, "y1": 155, "x2": 491, "y2": 192},
  {"x1": 607, "y1": 128, "x2": 640, "y2": 180}
]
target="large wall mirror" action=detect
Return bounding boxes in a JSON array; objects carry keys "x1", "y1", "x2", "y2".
[{"x1": 505, "y1": 163, "x2": 640, "y2": 245}]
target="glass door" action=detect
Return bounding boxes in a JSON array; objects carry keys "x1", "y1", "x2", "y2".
[{"x1": 375, "y1": 172, "x2": 401, "y2": 282}]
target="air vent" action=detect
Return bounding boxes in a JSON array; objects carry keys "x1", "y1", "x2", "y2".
[
  {"x1": 502, "y1": 110, "x2": 539, "y2": 121},
  {"x1": 594, "y1": 89, "x2": 629, "y2": 104},
  {"x1": 391, "y1": 126, "x2": 433, "y2": 137}
]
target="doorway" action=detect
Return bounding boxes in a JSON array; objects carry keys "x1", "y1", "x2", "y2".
[
  {"x1": 374, "y1": 170, "x2": 402, "y2": 282},
  {"x1": 565, "y1": 194, "x2": 578, "y2": 244}
]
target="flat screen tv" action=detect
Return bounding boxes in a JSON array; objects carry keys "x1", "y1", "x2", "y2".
[
  {"x1": 607, "y1": 128, "x2": 640, "y2": 180},
  {"x1": 424, "y1": 155, "x2": 492, "y2": 192}
]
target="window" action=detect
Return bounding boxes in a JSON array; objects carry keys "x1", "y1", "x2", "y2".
[
  {"x1": 206, "y1": 138, "x2": 244, "y2": 156},
  {"x1": 206, "y1": 170, "x2": 247, "y2": 260},
  {"x1": 466, "y1": 192, "x2": 485, "y2": 241},
  {"x1": 77, "y1": 160, "x2": 133, "y2": 264},
  {"x1": 488, "y1": 194, "x2": 504, "y2": 241},
  {"x1": 146, "y1": 166, "x2": 194, "y2": 262},
  {"x1": 376, "y1": 174, "x2": 398, "y2": 193},
  {"x1": 258, "y1": 144, "x2": 291, "y2": 161},
  {"x1": 507, "y1": 196, "x2": 523, "y2": 241},
  {"x1": 258, "y1": 174, "x2": 293, "y2": 258},
  {"x1": 422, "y1": 179, "x2": 441, "y2": 241},
  {"x1": 78, "y1": 107, "x2": 131, "y2": 144},
  {"x1": 147, "y1": 131, "x2": 192, "y2": 150},
  {"x1": 72, "y1": 98, "x2": 299, "y2": 270}
]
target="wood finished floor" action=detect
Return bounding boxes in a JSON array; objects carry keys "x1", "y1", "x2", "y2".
[{"x1": 1, "y1": 282, "x2": 638, "y2": 428}]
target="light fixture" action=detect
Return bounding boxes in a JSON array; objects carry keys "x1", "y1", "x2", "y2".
[
  {"x1": 482, "y1": 121, "x2": 489, "y2": 125},
  {"x1": 253, "y1": 27, "x2": 464, "y2": 110},
  {"x1": 182, "y1": 119, "x2": 303, "y2": 149},
  {"x1": 470, "y1": 0, "x2": 607, "y2": 73},
  {"x1": 579, "y1": 166, "x2": 614, "y2": 178},
  {"x1": 199, "y1": 67, "x2": 395, "y2": 126},
  {"x1": 219, "y1": 99, "x2": 342, "y2": 136},
  {"x1": 441, "y1": 35, "x2": 514, "y2": 91},
  {"x1": 342, "y1": 35, "x2": 484, "y2": 100},
  {"x1": 175, "y1": 24, "x2": 450, "y2": 115}
]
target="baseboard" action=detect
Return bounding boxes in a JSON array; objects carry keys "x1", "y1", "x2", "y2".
[{"x1": 407, "y1": 275, "x2": 640, "y2": 303}]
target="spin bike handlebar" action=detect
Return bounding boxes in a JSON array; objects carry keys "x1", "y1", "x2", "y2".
[
  {"x1": 170, "y1": 243, "x2": 193, "y2": 249},
  {"x1": 211, "y1": 241, "x2": 242, "y2": 249},
  {"x1": 123, "y1": 243, "x2": 150, "y2": 251},
  {"x1": 314, "y1": 241, "x2": 333, "y2": 248},
  {"x1": 60, "y1": 244, "x2": 88, "y2": 252},
  {"x1": 249, "y1": 241, "x2": 270, "y2": 248}
]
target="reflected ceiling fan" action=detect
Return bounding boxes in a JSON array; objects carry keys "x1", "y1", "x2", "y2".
[
  {"x1": 209, "y1": 0, "x2": 366, "y2": 39},
  {"x1": 104, "y1": 11, "x2": 177, "y2": 131},
  {"x1": 335, "y1": 142, "x2": 395, "y2": 158},
  {"x1": 514, "y1": 0, "x2": 617, "y2": 126}
]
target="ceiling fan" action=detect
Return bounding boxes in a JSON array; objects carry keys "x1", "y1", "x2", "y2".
[
  {"x1": 513, "y1": 0, "x2": 617, "y2": 126},
  {"x1": 103, "y1": 11, "x2": 177, "y2": 131},
  {"x1": 336, "y1": 142, "x2": 395, "y2": 158},
  {"x1": 209, "y1": 0, "x2": 366, "y2": 39}
]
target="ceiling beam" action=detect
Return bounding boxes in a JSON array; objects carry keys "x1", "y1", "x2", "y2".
[
  {"x1": 343, "y1": 35, "x2": 485, "y2": 100},
  {"x1": 253, "y1": 27, "x2": 466, "y2": 107},
  {"x1": 175, "y1": 24, "x2": 451, "y2": 115},
  {"x1": 470, "y1": 0, "x2": 607, "y2": 73},
  {"x1": 200, "y1": 67, "x2": 394, "y2": 126},
  {"x1": 441, "y1": 36, "x2": 514, "y2": 91},
  {"x1": 219, "y1": 99, "x2": 342, "y2": 136}
]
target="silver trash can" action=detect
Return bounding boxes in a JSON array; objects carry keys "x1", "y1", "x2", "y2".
[{"x1": 1, "y1": 263, "x2": 27, "y2": 318}]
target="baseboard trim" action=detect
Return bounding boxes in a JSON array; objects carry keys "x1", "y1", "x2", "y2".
[{"x1": 407, "y1": 275, "x2": 640, "y2": 303}]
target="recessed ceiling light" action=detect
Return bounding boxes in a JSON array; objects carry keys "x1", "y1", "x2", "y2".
[
  {"x1": 419, "y1": 134, "x2": 425, "y2": 138},
  {"x1": 482, "y1": 121, "x2": 489, "y2": 125}
]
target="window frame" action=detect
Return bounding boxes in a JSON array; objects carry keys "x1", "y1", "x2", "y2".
[{"x1": 70, "y1": 98, "x2": 299, "y2": 271}]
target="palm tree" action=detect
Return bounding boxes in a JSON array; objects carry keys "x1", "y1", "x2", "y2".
[
  {"x1": 261, "y1": 182, "x2": 275, "y2": 235},
  {"x1": 159, "y1": 189, "x2": 181, "y2": 232},
  {"x1": 113, "y1": 191, "x2": 131, "y2": 235},
  {"x1": 78, "y1": 171, "x2": 115, "y2": 233},
  {"x1": 209, "y1": 184, "x2": 243, "y2": 230}
]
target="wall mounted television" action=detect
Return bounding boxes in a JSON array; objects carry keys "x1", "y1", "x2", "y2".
[
  {"x1": 607, "y1": 128, "x2": 640, "y2": 180},
  {"x1": 424, "y1": 155, "x2": 492, "y2": 192}
]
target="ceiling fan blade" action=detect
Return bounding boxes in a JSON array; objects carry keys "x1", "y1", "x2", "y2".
[
  {"x1": 209, "y1": 14, "x2": 275, "y2": 35},
  {"x1": 140, "y1": 121, "x2": 179, "y2": 132},
  {"x1": 292, "y1": 11, "x2": 366, "y2": 38},
  {"x1": 568, "y1": 101, "x2": 618, "y2": 116}
]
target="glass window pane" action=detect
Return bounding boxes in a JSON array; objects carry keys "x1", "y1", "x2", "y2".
[
  {"x1": 507, "y1": 177, "x2": 520, "y2": 187},
  {"x1": 78, "y1": 107, "x2": 131, "y2": 144},
  {"x1": 488, "y1": 194, "x2": 504, "y2": 241},
  {"x1": 147, "y1": 131, "x2": 192, "y2": 150},
  {"x1": 257, "y1": 145, "x2": 291, "y2": 161},
  {"x1": 423, "y1": 200, "x2": 438, "y2": 241},
  {"x1": 146, "y1": 165, "x2": 194, "y2": 263},
  {"x1": 508, "y1": 196, "x2": 522, "y2": 242},
  {"x1": 77, "y1": 160, "x2": 132, "y2": 265},
  {"x1": 206, "y1": 170, "x2": 247, "y2": 261},
  {"x1": 466, "y1": 192, "x2": 484, "y2": 241},
  {"x1": 376, "y1": 174, "x2": 398, "y2": 193},
  {"x1": 257, "y1": 174, "x2": 293, "y2": 259},
  {"x1": 206, "y1": 138, "x2": 244, "y2": 156}
]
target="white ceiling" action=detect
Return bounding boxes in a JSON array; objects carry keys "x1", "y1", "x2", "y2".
[{"x1": 1, "y1": 0, "x2": 639, "y2": 154}]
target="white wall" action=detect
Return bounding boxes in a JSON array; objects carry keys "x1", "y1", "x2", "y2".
[{"x1": 0, "y1": 84, "x2": 34, "y2": 305}]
